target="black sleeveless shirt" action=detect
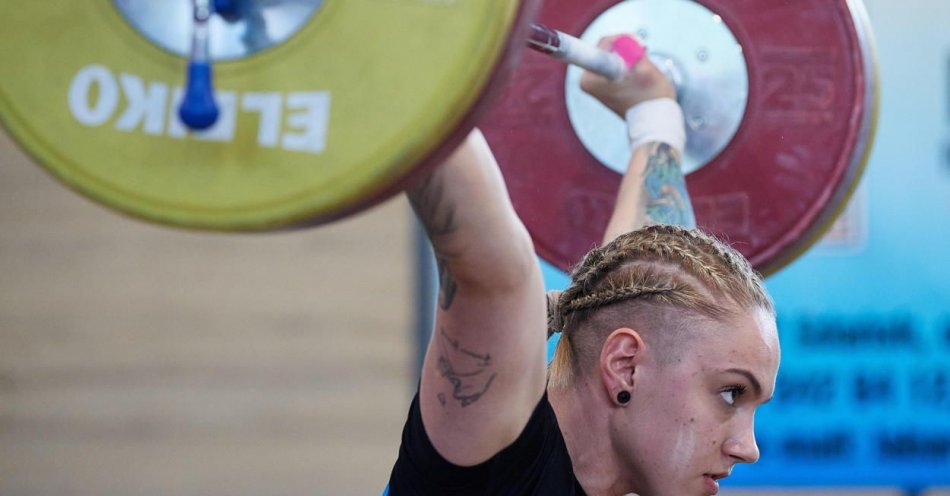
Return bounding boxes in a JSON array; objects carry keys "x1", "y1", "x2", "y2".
[{"x1": 387, "y1": 392, "x2": 586, "y2": 495}]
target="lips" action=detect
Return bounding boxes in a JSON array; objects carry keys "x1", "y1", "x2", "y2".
[{"x1": 702, "y1": 473, "x2": 728, "y2": 495}]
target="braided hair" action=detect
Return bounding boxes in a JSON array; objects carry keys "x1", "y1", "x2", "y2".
[{"x1": 547, "y1": 225, "x2": 773, "y2": 388}]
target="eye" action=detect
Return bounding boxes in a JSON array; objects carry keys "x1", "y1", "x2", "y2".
[{"x1": 720, "y1": 385, "x2": 747, "y2": 407}]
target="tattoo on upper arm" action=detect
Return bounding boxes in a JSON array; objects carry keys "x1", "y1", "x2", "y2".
[
  {"x1": 642, "y1": 143, "x2": 697, "y2": 228},
  {"x1": 436, "y1": 328, "x2": 497, "y2": 407},
  {"x1": 436, "y1": 259, "x2": 457, "y2": 310},
  {"x1": 408, "y1": 172, "x2": 460, "y2": 310}
]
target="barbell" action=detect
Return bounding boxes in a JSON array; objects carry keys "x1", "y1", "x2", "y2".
[{"x1": 0, "y1": 0, "x2": 877, "y2": 274}]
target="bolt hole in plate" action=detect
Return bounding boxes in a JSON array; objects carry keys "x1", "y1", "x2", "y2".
[{"x1": 481, "y1": 0, "x2": 876, "y2": 275}]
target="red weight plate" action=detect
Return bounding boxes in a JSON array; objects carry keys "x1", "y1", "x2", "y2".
[{"x1": 481, "y1": 0, "x2": 874, "y2": 275}]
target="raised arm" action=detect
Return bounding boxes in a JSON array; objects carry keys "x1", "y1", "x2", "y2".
[
  {"x1": 407, "y1": 34, "x2": 696, "y2": 469},
  {"x1": 580, "y1": 36, "x2": 697, "y2": 244},
  {"x1": 408, "y1": 129, "x2": 548, "y2": 466}
]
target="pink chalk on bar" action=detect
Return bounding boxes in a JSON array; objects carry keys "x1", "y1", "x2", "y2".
[{"x1": 611, "y1": 35, "x2": 646, "y2": 70}]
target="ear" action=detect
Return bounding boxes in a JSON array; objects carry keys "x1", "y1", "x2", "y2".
[{"x1": 599, "y1": 328, "x2": 646, "y2": 400}]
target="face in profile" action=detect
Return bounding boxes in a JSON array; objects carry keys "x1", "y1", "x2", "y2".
[{"x1": 617, "y1": 306, "x2": 780, "y2": 496}]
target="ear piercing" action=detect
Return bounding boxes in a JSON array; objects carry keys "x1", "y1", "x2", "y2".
[{"x1": 617, "y1": 390, "x2": 631, "y2": 404}]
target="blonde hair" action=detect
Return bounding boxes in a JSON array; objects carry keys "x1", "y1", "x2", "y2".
[{"x1": 546, "y1": 225, "x2": 773, "y2": 388}]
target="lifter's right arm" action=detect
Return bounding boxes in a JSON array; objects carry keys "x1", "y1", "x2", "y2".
[
  {"x1": 407, "y1": 129, "x2": 548, "y2": 467},
  {"x1": 580, "y1": 35, "x2": 697, "y2": 243}
]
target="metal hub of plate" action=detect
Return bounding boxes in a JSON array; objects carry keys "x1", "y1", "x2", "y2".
[
  {"x1": 565, "y1": 0, "x2": 749, "y2": 175},
  {"x1": 481, "y1": 0, "x2": 877, "y2": 275},
  {"x1": 112, "y1": 0, "x2": 325, "y2": 61}
]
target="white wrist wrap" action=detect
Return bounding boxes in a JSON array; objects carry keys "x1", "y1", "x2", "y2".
[{"x1": 625, "y1": 98, "x2": 686, "y2": 155}]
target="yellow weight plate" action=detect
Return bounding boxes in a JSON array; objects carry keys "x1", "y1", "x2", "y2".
[{"x1": 0, "y1": 0, "x2": 530, "y2": 230}]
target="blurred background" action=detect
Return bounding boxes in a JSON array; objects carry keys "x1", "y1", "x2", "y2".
[
  {"x1": 1, "y1": 0, "x2": 949, "y2": 495},
  {"x1": 729, "y1": 0, "x2": 950, "y2": 491},
  {"x1": 0, "y1": 123, "x2": 416, "y2": 495}
]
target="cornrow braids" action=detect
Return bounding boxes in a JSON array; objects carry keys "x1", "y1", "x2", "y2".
[
  {"x1": 547, "y1": 225, "x2": 773, "y2": 388},
  {"x1": 564, "y1": 285, "x2": 676, "y2": 315}
]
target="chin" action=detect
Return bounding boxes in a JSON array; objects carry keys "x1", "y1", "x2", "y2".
[
  {"x1": 651, "y1": 479, "x2": 717, "y2": 496},
  {"x1": 634, "y1": 484, "x2": 709, "y2": 496}
]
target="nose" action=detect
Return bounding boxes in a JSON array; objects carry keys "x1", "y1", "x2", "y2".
[{"x1": 723, "y1": 415, "x2": 760, "y2": 463}]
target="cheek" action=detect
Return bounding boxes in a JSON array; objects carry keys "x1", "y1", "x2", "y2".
[
  {"x1": 631, "y1": 419, "x2": 701, "y2": 493},
  {"x1": 630, "y1": 374, "x2": 718, "y2": 473},
  {"x1": 639, "y1": 395, "x2": 703, "y2": 464},
  {"x1": 650, "y1": 398, "x2": 721, "y2": 470},
  {"x1": 669, "y1": 426, "x2": 698, "y2": 466}
]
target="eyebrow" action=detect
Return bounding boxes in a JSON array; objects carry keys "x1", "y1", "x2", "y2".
[{"x1": 723, "y1": 368, "x2": 763, "y2": 399}]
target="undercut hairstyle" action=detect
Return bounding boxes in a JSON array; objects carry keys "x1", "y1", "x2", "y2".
[{"x1": 546, "y1": 225, "x2": 774, "y2": 389}]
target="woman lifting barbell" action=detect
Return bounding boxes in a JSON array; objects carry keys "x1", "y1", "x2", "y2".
[{"x1": 386, "y1": 35, "x2": 781, "y2": 496}]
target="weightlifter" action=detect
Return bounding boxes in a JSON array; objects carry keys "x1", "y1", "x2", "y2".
[{"x1": 387, "y1": 35, "x2": 781, "y2": 496}]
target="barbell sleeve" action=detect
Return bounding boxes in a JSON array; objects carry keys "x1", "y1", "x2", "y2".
[{"x1": 527, "y1": 23, "x2": 640, "y2": 81}]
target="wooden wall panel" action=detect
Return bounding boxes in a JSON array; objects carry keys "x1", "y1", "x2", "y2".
[{"x1": 0, "y1": 130, "x2": 415, "y2": 496}]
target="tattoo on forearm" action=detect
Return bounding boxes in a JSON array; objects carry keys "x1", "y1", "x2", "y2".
[
  {"x1": 642, "y1": 143, "x2": 697, "y2": 228},
  {"x1": 436, "y1": 328, "x2": 496, "y2": 407},
  {"x1": 408, "y1": 172, "x2": 460, "y2": 310}
]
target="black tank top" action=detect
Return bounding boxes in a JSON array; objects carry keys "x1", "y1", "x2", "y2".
[{"x1": 387, "y1": 392, "x2": 586, "y2": 495}]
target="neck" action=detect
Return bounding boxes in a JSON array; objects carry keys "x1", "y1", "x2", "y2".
[{"x1": 548, "y1": 378, "x2": 632, "y2": 496}]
